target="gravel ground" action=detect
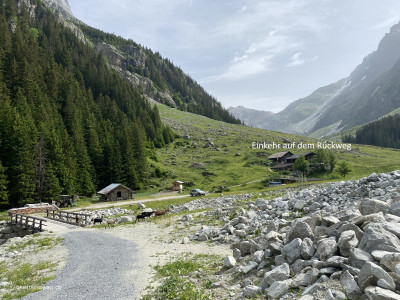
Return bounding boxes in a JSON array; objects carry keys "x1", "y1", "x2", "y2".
[{"x1": 23, "y1": 230, "x2": 139, "y2": 300}]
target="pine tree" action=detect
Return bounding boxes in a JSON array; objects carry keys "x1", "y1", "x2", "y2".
[
  {"x1": 35, "y1": 133, "x2": 47, "y2": 202},
  {"x1": 294, "y1": 156, "x2": 309, "y2": 177},
  {"x1": 337, "y1": 161, "x2": 352, "y2": 179},
  {"x1": 0, "y1": 158, "x2": 8, "y2": 206}
]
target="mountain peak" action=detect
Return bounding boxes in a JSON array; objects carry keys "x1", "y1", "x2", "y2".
[{"x1": 42, "y1": 0, "x2": 73, "y2": 19}]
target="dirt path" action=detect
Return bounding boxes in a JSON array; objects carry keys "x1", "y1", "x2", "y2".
[
  {"x1": 23, "y1": 229, "x2": 139, "y2": 300},
  {"x1": 67, "y1": 194, "x2": 189, "y2": 212},
  {"x1": 32, "y1": 214, "x2": 231, "y2": 299}
]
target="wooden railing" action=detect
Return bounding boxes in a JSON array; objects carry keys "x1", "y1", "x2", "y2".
[
  {"x1": 46, "y1": 209, "x2": 91, "y2": 226},
  {"x1": 8, "y1": 213, "x2": 46, "y2": 231}
]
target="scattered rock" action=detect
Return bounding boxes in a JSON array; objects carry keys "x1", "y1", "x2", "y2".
[{"x1": 224, "y1": 256, "x2": 236, "y2": 268}]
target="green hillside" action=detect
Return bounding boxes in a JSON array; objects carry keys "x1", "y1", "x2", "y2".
[{"x1": 149, "y1": 104, "x2": 400, "y2": 193}]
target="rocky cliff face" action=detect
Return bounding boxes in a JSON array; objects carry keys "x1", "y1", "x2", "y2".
[
  {"x1": 41, "y1": 0, "x2": 73, "y2": 19},
  {"x1": 95, "y1": 42, "x2": 176, "y2": 106}
]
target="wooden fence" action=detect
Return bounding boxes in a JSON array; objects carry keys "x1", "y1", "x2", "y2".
[
  {"x1": 46, "y1": 209, "x2": 91, "y2": 226},
  {"x1": 8, "y1": 213, "x2": 46, "y2": 231}
]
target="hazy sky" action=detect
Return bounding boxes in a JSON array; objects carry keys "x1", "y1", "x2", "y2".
[{"x1": 69, "y1": 0, "x2": 400, "y2": 112}]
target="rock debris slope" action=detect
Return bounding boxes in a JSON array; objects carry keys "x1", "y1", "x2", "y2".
[{"x1": 186, "y1": 171, "x2": 400, "y2": 299}]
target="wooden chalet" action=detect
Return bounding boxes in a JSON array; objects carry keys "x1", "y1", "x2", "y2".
[
  {"x1": 267, "y1": 151, "x2": 293, "y2": 162},
  {"x1": 97, "y1": 183, "x2": 134, "y2": 201},
  {"x1": 269, "y1": 151, "x2": 316, "y2": 172}
]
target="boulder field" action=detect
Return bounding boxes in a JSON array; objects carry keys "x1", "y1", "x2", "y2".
[{"x1": 185, "y1": 171, "x2": 400, "y2": 299}]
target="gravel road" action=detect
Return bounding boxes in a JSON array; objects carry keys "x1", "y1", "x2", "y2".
[{"x1": 23, "y1": 230, "x2": 139, "y2": 300}]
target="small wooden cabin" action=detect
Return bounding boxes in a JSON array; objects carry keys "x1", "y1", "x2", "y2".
[
  {"x1": 97, "y1": 183, "x2": 134, "y2": 201},
  {"x1": 172, "y1": 180, "x2": 184, "y2": 191},
  {"x1": 267, "y1": 151, "x2": 293, "y2": 162}
]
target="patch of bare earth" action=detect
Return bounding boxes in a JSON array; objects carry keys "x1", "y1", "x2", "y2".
[{"x1": 100, "y1": 215, "x2": 232, "y2": 299}]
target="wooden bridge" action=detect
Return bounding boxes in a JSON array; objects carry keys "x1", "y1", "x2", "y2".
[
  {"x1": 8, "y1": 213, "x2": 47, "y2": 231},
  {"x1": 46, "y1": 209, "x2": 92, "y2": 226}
]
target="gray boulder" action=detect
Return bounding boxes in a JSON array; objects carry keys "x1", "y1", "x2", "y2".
[
  {"x1": 301, "y1": 237, "x2": 315, "y2": 260},
  {"x1": 316, "y1": 237, "x2": 338, "y2": 261},
  {"x1": 360, "y1": 198, "x2": 389, "y2": 215},
  {"x1": 340, "y1": 270, "x2": 362, "y2": 299},
  {"x1": 338, "y1": 230, "x2": 359, "y2": 257},
  {"x1": 268, "y1": 280, "x2": 291, "y2": 299},
  {"x1": 281, "y1": 238, "x2": 302, "y2": 264},
  {"x1": 301, "y1": 214, "x2": 322, "y2": 232},
  {"x1": 263, "y1": 263, "x2": 290, "y2": 286},
  {"x1": 338, "y1": 223, "x2": 364, "y2": 242},
  {"x1": 243, "y1": 285, "x2": 261, "y2": 298},
  {"x1": 234, "y1": 229, "x2": 247, "y2": 238},
  {"x1": 359, "y1": 223, "x2": 400, "y2": 253},
  {"x1": 293, "y1": 200, "x2": 306, "y2": 211},
  {"x1": 252, "y1": 250, "x2": 264, "y2": 264},
  {"x1": 326, "y1": 289, "x2": 347, "y2": 300},
  {"x1": 381, "y1": 222, "x2": 400, "y2": 239},
  {"x1": 380, "y1": 252, "x2": 400, "y2": 272},
  {"x1": 321, "y1": 215, "x2": 340, "y2": 226},
  {"x1": 224, "y1": 256, "x2": 236, "y2": 268},
  {"x1": 239, "y1": 241, "x2": 252, "y2": 256},
  {"x1": 286, "y1": 221, "x2": 314, "y2": 243},
  {"x1": 371, "y1": 250, "x2": 394, "y2": 261},
  {"x1": 349, "y1": 248, "x2": 374, "y2": 269},
  {"x1": 389, "y1": 197, "x2": 400, "y2": 216},
  {"x1": 240, "y1": 261, "x2": 258, "y2": 274},
  {"x1": 364, "y1": 286, "x2": 400, "y2": 300},
  {"x1": 352, "y1": 212, "x2": 386, "y2": 226},
  {"x1": 290, "y1": 268, "x2": 319, "y2": 288},
  {"x1": 197, "y1": 233, "x2": 208, "y2": 241},
  {"x1": 358, "y1": 261, "x2": 396, "y2": 291}
]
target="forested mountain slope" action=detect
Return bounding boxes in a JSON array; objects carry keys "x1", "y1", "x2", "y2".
[
  {"x1": 342, "y1": 114, "x2": 400, "y2": 149},
  {"x1": 74, "y1": 24, "x2": 240, "y2": 124},
  {"x1": 0, "y1": 0, "x2": 174, "y2": 207}
]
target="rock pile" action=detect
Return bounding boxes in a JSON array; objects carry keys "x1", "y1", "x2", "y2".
[
  {"x1": 191, "y1": 171, "x2": 400, "y2": 299},
  {"x1": 169, "y1": 194, "x2": 253, "y2": 214},
  {"x1": 8, "y1": 203, "x2": 57, "y2": 215}
]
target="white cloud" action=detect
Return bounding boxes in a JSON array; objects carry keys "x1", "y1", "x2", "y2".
[
  {"x1": 372, "y1": 15, "x2": 400, "y2": 30},
  {"x1": 287, "y1": 52, "x2": 305, "y2": 67}
]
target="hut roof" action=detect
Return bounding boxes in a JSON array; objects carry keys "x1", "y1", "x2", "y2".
[
  {"x1": 267, "y1": 151, "x2": 293, "y2": 160},
  {"x1": 173, "y1": 180, "x2": 184, "y2": 184},
  {"x1": 97, "y1": 183, "x2": 133, "y2": 195},
  {"x1": 286, "y1": 152, "x2": 316, "y2": 160}
]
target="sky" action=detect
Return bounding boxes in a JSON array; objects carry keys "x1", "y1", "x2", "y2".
[{"x1": 69, "y1": 0, "x2": 400, "y2": 113}]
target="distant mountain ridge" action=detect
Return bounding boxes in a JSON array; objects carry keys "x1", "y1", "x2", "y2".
[
  {"x1": 228, "y1": 79, "x2": 346, "y2": 133},
  {"x1": 229, "y1": 21, "x2": 400, "y2": 137}
]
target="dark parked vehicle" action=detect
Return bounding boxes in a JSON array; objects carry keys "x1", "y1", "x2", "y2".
[
  {"x1": 56, "y1": 195, "x2": 77, "y2": 207},
  {"x1": 190, "y1": 189, "x2": 206, "y2": 196}
]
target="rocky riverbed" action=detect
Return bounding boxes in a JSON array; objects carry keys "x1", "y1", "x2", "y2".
[{"x1": 176, "y1": 171, "x2": 400, "y2": 299}]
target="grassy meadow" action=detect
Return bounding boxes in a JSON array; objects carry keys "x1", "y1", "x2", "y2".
[{"x1": 147, "y1": 103, "x2": 400, "y2": 194}]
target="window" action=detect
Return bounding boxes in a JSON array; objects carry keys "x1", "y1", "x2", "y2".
[{"x1": 117, "y1": 191, "x2": 122, "y2": 198}]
